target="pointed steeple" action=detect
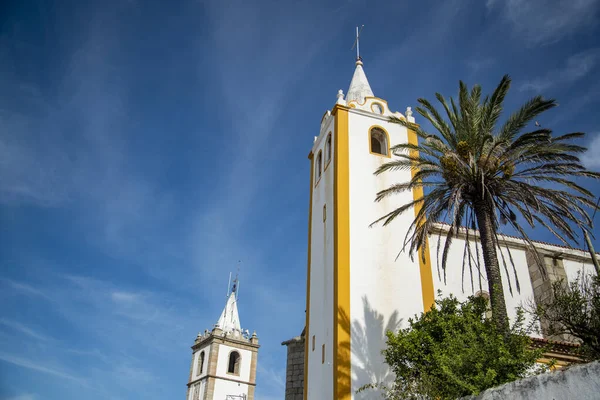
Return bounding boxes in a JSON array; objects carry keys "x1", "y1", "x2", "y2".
[
  {"x1": 346, "y1": 60, "x2": 374, "y2": 104},
  {"x1": 215, "y1": 291, "x2": 241, "y2": 334}
]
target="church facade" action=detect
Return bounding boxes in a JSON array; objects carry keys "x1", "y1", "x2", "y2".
[
  {"x1": 282, "y1": 57, "x2": 598, "y2": 400},
  {"x1": 187, "y1": 279, "x2": 259, "y2": 400}
]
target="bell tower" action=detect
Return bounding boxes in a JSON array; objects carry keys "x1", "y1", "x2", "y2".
[
  {"x1": 303, "y1": 51, "x2": 434, "y2": 399},
  {"x1": 186, "y1": 276, "x2": 260, "y2": 400}
]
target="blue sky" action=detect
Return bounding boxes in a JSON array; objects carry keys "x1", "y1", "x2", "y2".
[{"x1": 1, "y1": 0, "x2": 600, "y2": 399}]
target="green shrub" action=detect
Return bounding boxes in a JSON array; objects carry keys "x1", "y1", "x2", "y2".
[
  {"x1": 533, "y1": 272, "x2": 600, "y2": 361},
  {"x1": 362, "y1": 293, "x2": 542, "y2": 399}
]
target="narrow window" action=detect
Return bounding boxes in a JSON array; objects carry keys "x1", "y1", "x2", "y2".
[
  {"x1": 227, "y1": 351, "x2": 241, "y2": 375},
  {"x1": 312, "y1": 335, "x2": 315, "y2": 351},
  {"x1": 322, "y1": 344, "x2": 325, "y2": 364},
  {"x1": 370, "y1": 127, "x2": 388, "y2": 156},
  {"x1": 325, "y1": 134, "x2": 332, "y2": 164},
  {"x1": 316, "y1": 151, "x2": 323, "y2": 182},
  {"x1": 197, "y1": 351, "x2": 205, "y2": 376},
  {"x1": 323, "y1": 204, "x2": 326, "y2": 222}
]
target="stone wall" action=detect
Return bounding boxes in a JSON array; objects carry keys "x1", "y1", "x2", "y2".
[
  {"x1": 526, "y1": 251, "x2": 572, "y2": 341},
  {"x1": 462, "y1": 360, "x2": 600, "y2": 400},
  {"x1": 281, "y1": 336, "x2": 305, "y2": 400}
]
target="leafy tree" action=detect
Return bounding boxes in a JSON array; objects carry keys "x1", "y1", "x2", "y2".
[
  {"x1": 532, "y1": 272, "x2": 600, "y2": 360},
  {"x1": 361, "y1": 293, "x2": 542, "y2": 400},
  {"x1": 372, "y1": 75, "x2": 600, "y2": 333}
]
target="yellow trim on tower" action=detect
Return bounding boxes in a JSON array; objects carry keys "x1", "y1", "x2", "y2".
[
  {"x1": 348, "y1": 96, "x2": 389, "y2": 108},
  {"x1": 406, "y1": 125, "x2": 435, "y2": 311},
  {"x1": 304, "y1": 151, "x2": 314, "y2": 400},
  {"x1": 370, "y1": 102, "x2": 384, "y2": 114},
  {"x1": 333, "y1": 104, "x2": 351, "y2": 400}
]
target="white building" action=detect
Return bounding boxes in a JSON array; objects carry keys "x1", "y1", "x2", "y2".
[
  {"x1": 187, "y1": 278, "x2": 259, "y2": 400},
  {"x1": 295, "y1": 57, "x2": 599, "y2": 400}
]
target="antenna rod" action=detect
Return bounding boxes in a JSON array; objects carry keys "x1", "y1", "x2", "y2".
[
  {"x1": 351, "y1": 25, "x2": 364, "y2": 61},
  {"x1": 350, "y1": 25, "x2": 365, "y2": 61},
  {"x1": 227, "y1": 272, "x2": 232, "y2": 297},
  {"x1": 236, "y1": 260, "x2": 241, "y2": 300},
  {"x1": 355, "y1": 26, "x2": 360, "y2": 60}
]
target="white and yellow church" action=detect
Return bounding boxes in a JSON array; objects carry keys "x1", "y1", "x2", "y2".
[
  {"x1": 184, "y1": 44, "x2": 598, "y2": 400},
  {"x1": 280, "y1": 55, "x2": 598, "y2": 400}
]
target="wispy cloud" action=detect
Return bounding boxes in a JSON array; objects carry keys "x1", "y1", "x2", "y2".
[
  {"x1": 466, "y1": 58, "x2": 495, "y2": 74},
  {"x1": 256, "y1": 364, "x2": 286, "y2": 397},
  {"x1": 0, "y1": 279, "x2": 51, "y2": 300},
  {"x1": 202, "y1": 0, "x2": 348, "y2": 220},
  {"x1": 113, "y1": 364, "x2": 155, "y2": 384},
  {"x1": 370, "y1": 0, "x2": 468, "y2": 80},
  {"x1": 581, "y1": 133, "x2": 600, "y2": 170},
  {"x1": 182, "y1": 0, "x2": 356, "y2": 300},
  {"x1": 520, "y1": 48, "x2": 600, "y2": 92},
  {"x1": 65, "y1": 348, "x2": 111, "y2": 365},
  {"x1": 1, "y1": 394, "x2": 36, "y2": 400},
  {"x1": 0, "y1": 7, "x2": 185, "y2": 287},
  {"x1": 63, "y1": 275, "x2": 176, "y2": 326},
  {"x1": 488, "y1": 0, "x2": 600, "y2": 46},
  {"x1": 110, "y1": 291, "x2": 141, "y2": 303},
  {"x1": 0, "y1": 319, "x2": 52, "y2": 342},
  {"x1": 0, "y1": 353, "x2": 87, "y2": 385}
]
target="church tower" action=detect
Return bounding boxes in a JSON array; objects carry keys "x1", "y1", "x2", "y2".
[
  {"x1": 295, "y1": 30, "x2": 600, "y2": 400},
  {"x1": 187, "y1": 277, "x2": 259, "y2": 400},
  {"x1": 304, "y1": 56, "x2": 435, "y2": 400}
]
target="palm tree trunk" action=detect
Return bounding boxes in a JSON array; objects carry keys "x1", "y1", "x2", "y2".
[{"x1": 474, "y1": 202, "x2": 510, "y2": 334}]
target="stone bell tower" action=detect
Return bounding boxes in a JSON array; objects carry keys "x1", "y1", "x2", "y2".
[{"x1": 186, "y1": 276, "x2": 259, "y2": 400}]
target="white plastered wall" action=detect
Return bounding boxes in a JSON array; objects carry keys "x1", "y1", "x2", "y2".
[
  {"x1": 307, "y1": 115, "x2": 335, "y2": 400},
  {"x1": 216, "y1": 344, "x2": 252, "y2": 383},
  {"x1": 428, "y1": 234, "x2": 540, "y2": 336},
  {"x1": 347, "y1": 108, "x2": 425, "y2": 398},
  {"x1": 564, "y1": 259, "x2": 597, "y2": 283},
  {"x1": 191, "y1": 343, "x2": 211, "y2": 379},
  {"x1": 213, "y1": 381, "x2": 250, "y2": 400}
]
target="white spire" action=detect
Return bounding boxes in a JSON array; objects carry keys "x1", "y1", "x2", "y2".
[
  {"x1": 215, "y1": 291, "x2": 241, "y2": 334},
  {"x1": 346, "y1": 60, "x2": 374, "y2": 104}
]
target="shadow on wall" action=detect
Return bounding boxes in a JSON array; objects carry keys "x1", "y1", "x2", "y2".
[{"x1": 340, "y1": 296, "x2": 402, "y2": 399}]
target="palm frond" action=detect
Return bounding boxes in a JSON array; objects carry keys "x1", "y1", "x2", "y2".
[{"x1": 372, "y1": 75, "x2": 600, "y2": 332}]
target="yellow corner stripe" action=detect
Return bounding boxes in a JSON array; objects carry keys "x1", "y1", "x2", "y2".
[
  {"x1": 407, "y1": 126, "x2": 435, "y2": 311},
  {"x1": 333, "y1": 105, "x2": 351, "y2": 400},
  {"x1": 304, "y1": 152, "x2": 314, "y2": 400}
]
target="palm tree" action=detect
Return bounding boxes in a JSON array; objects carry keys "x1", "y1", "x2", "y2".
[{"x1": 372, "y1": 75, "x2": 600, "y2": 333}]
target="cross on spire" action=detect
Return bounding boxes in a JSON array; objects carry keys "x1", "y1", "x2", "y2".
[{"x1": 351, "y1": 25, "x2": 364, "y2": 61}]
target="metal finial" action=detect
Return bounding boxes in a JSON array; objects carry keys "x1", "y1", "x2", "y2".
[{"x1": 351, "y1": 25, "x2": 364, "y2": 61}]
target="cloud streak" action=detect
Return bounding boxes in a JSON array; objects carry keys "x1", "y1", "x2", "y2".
[
  {"x1": 520, "y1": 48, "x2": 600, "y2": 92},
  {"x1": 0, "y1": 353, "x2": 86, "y2": 385},
  {"x1": 581, "y1": 133, "x2": 600, "y2": 170},
  {"x1": 0, "y1": 319, "x2": 52, "y2": 342},
  {"x1": 488, "y1": 0, "x2": 600, "y2": 46},
  {"x1": 2, "y1": 395, "x2": 37, "y2": 400},
  {"x1": 1, "y1": 279, "x2": 52, "y2": 300}
]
